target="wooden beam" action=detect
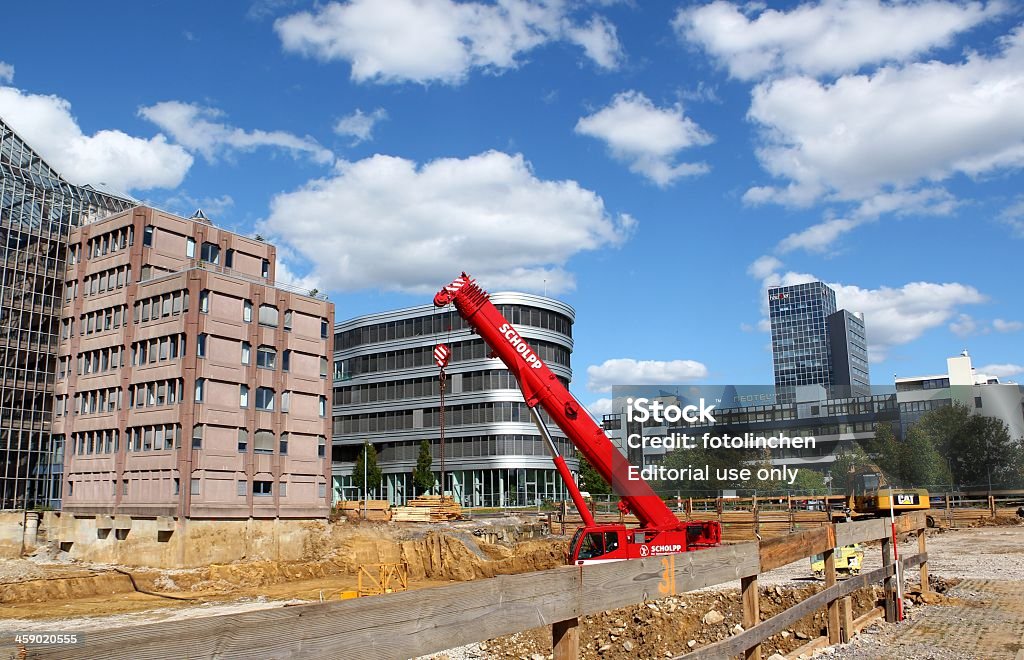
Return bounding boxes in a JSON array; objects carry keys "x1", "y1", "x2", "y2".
[
  {"x1": 552, "y1": 617, "x2": 579, "y2": 660},
  {"x1": 917, "y1": 529, "x2": 929, "y2": 592},
  {"x1": 580, "y1": 542, "x2": 759, "y2": 614},
  {"x1": 11, "y1": 566, "x2": 583, "y2": 660},
  {"x1": 881, "y1": 536, "x2": 896, "y2": 623},
  {"x1": 838, "y1": 596, "x2": 854, "y2": 644},
  {"x1": 758, "y1": 527, "x2": 833, "y2": 572},
  {"x1": 824, "y1": 548, "x2": 840, "y2": 644},
  {"x1": 741, "y1": 575, "x2": 760, "y2": 660}
]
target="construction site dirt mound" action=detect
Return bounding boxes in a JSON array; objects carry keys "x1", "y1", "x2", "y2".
[{"x1": 0, "y1": 528, "x2": 566, "y2": 610}]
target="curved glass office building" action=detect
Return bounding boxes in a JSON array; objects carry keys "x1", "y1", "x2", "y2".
[{"x1": 332, "y1": 292, "x2": 578, "y2": 507}]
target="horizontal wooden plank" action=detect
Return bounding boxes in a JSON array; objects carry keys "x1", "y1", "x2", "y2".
[
  {"x1": 581, "y1": 543, "x2": 760, "y2": 614},
  {"x1": 759, "y1": 527, "x2": 834, "y2": 572},
  {"x1": 683, "y1": 563, "x2": 894, "y2": 660},
  {"x1": 834, "y1": 518, "x2": 886, "y2": 547},
  {"x1": 12, "y1": 566, "x2": 582, "y2": 660}
]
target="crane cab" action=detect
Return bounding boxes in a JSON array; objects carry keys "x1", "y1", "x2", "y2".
[{"x1": 568, "y1": 522, "x2": 721, "y2": 565}]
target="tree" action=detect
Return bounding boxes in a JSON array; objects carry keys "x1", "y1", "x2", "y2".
[
  {"x1": 865, "y1": 423, "x2": 950, "y2": 488},
  {"x1": 916, "y1": 402, "x2": 1024, "y2": 488},
  {"x1": 830, "y1": 443, "x2": 872, "y2": 493},
  {"x1": 352, "y1": 441, "x2": 382, "y2": 499},
  {"x1": 577, "y1": 451, "x2": 611, "y2": 495},
  {"x1": 412, "y1": 440, "x2": 435, "y2": 495}
]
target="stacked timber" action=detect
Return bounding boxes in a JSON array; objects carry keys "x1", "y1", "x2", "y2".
[
  {"x1": 337, "y1": 500, "x2": 392, "y2": 522},
  {"x1": 392, "y1": 495, "x2": 462, "y2": 522}
]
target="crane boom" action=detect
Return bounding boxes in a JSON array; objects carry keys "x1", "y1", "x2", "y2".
[{"x1": 434, "y1": 274, "x2": 720, "y2": 555}]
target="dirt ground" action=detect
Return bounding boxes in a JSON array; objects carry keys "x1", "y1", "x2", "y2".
[{"x1": 0, "y1": 517, "x2": 565, "y2": 630}]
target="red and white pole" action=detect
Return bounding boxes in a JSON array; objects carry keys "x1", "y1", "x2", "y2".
[{"x1": 888, "y1": 488, "x2": 904, "y2": 621}]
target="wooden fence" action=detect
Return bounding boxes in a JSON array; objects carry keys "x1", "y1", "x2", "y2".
[{"x1": 8, "y1": 511, "x2": 928, "y2": 660}]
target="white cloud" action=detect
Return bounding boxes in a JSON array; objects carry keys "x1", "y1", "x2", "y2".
[
  {"x1": 747, "y1": 254, "x2": 783, "y2": 279},
  {"x1": 565, "y1": 14, "x2": 623, "y2": 70},
  {"x1": 259, "y1": 150, "x2": 636, "y2": 294},
  {"x1": 755, "y1": 259, "x2": 986, "y2": 359},
  {"x1": 676, "y1": 0, "x2": 1004, "y2": 81},
  {"x1": 586, "y1": 358, "x2": 708, "y2": 393},
  {"x1": 0, "y1": 87, "x2": 192, "y2": 192},
  {"x1": 745, "y1": 28, "x2": 1024, "y2": 206},
  {"x1": 993, "y1": 318, "x2": 1024, "y2": 333},
  {"x1": 274, "y1": 0, "x2": 622, "y2": 85},
  {"x1": 777, "y1": 217, "x2": 861, "y2": 254},
  {"x1": 334, "y1": 107, "x2": 388, "y2": 144},
  {"x1": 976, "y1": 363, "x2": 1024, "y2": 378},
  {"x1": 0, "y1": 62, "x2": 13, "y2": 84},
  {"x1": 274, "y1": 258, "x2": 322, "y2": 293},
  {"x1": 158, "y1": 192, "x2": 235, "y2": 219},
  {"x1": 1000, "y1": 198, "x2": 1024, "y2": 237},
  {"x1": 575, "y1": 91, "x2": 712, "y2": 185},
  {"x1": 949, "y1": 313, "x2": 980, "y2": 337},
  {"x1": 139, "y1": 101, "x2": 333, "y2": 164},
  {"x1": 586, "y1": 397, "x2": 614, "y2": 417}
]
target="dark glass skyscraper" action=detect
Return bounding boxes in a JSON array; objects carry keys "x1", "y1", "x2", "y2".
[
  {"x1": 768, "y1": 281, "x2": 870, "y2": 403},
  {"x1": 0, "y1": 117, "x2": 132, "y2": 508}
]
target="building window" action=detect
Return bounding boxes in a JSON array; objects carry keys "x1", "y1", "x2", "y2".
[
  {"x1": 186, "y1": 237, "x2": 195, "y2": 258},
  {"x1": 225, "y1": 249, "x2": 234, "y2": 268},
  {"x1": 197, "y1": 334, "x2": 207, "y2": 358},
  {"x1": 975, "y1": 396, "x2": 983, "y2": 408},
  {"x1": 319, "y1": 395, "x2": 327, "y2": 418},
  {"x1": 281, "y1": 391, "x2": 290, "y2": 413},
  {"x1": 240, "y1": 384, "x2": 249, "y2": 408},
  {"x1": 255, "y1": 387, "x2": 274, "y2": 411},
  {"x1": 279, "y1": 482, "x2": 287, "y2": 497},
  {"x1": 261, "y1": 259, "x2": 270, "y2": 278},
  {"x1": 259, "y1": 304, "x2": 278, "y2": 327},
  {"x1": 192, "y1": 424, "x2": 203, "y2": 449},
  {"x1": 284, "y1": 311, "x2": 293, "y2": 331},
  {"x1": 318, "y1": 483, "x2": 327, "y2": 498},
  {"x1": 321, "y1": 319, "x2": 329, "y2": 339},
  {"x1": 320, "y1": 357, "x2": 328, "y2": 378},
  {"x1": 279, "y1": 432, "x2": 289, "y2": 455},
  {"x1": 282, "y1": 350, "x2": 291, "y2": 372},
  {"x1": 143, "y1": 225, "x2": 154, "y2": 247},
  {"x1": 255, "y1": 430, "x2": 274, "y2": 454},
  {"x1": 200, "y1": 242, "x2": 220, "y2": 264},
  {"x1": 237, "y1": 480, "x2": 247, "y2": 496},
  {"x1": 199, "y1": 290, "x2": 210, "y2": 313},
  {"x1": 257, "y1": 346, "x2": 276, "y2": 369},
  {"x1": 254, "y1": 480, "x2": 272, "y2": 496},
  {"x1": 318, "y1": 435, "x2": 326, "y2": 458},
  {"x1": 195, "y1": 378, "x2": 205, "y2": 402},
  {"x1": 238, "y1": 429, "x2": 248, "y2": 452},
  {"x1": 241, "y1": 341, "x2": 251, "y2": 365},
  {"x1": 173, "y1": 478, "x2": 180, "y2": 496},
  {"x1": 191, "y1": 478, "x2": 201, "y2": 496},
  {"x1": 243, "y1": 300, "x2": 252, "y2": 323}
]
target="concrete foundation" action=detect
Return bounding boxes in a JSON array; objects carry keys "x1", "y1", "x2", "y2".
[{"x1": 1, "y1": 512, "x2": 329, "y2": 568}]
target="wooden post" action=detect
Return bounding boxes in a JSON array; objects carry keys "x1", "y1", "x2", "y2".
[
  {"x1": 824, "y1": 547, "x2": 840, "y2": 643},
  {"x1": 788, "y1": 495, "x2": 794, "y2": 532},
  {"x1": 988, "y1": 495, "x2": 996, "y2": 518},
  {"x1": 753, "y1": 497, "x2": 760, "y2": 538},
  {"x1": 552, "y1": 617, "x2": 579, "y2": 660},
  {"x1": 741, "y1": 575, "x2": 761, "y2": 660},
  {"x1": 838, "y1": 596, "x2": 854, "y2": 643},
  {"x1": 686, "y1": 497, "x2": 693, "y2": 521},
  {"x1": 944, "y1": 493, "x2": 951, "y2": 528},
  {"x1": 917, "y1": 528, "x2": 929, "y2": 592},
  {"x1": 560, "y1": 500, "x2": 567, "y2": 535},
  {"x1": 881, "y1": 536, "x2": 896, "y2": 623}
]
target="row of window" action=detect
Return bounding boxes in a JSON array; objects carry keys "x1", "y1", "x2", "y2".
[
  {"x1": 81, "y1": 265, "x2": 132, "y2": 298},
  {"x1": 335, "y1": 401, "x2": 552, "y2": 434},
  {"x1": 375, "y1": 434, "x2": 574, "y2": 462},
  {"x1": 74, "y1": 346, "x2": 125, "y2": 377},
  {"x1": 69, "y1": 429, "x2": 120, "y2": 455},
  {"x1": 75, "y1": 225, "x2": 134, "y2": 264},
  {"x1": 65, "y1": 476, "x2": 326, "y2": 499},
  {"x1": 134, "y1": 289, "x2": 190, "y2": 324},
  {"x1": 71, "y1": 387, "x2": 122, "y2": 416},
  {"x1": 129, "y1": 379, "x2": 185, "y2": 409},
  {"x1": 332, "y1": 369, "x2": 570, "y2": 406},
  {"x1": 337, "y1": 339, "x2": 570, "y2": 379},
  {"x1": 132, "y1": 334, "x2": 188, "y2": 366},
  {"x1": 78, "y1": 304, "x2": 129, "y2": 337},
  {"x1": 334, "y1": 304, "x2": 571, "y2": 350}
]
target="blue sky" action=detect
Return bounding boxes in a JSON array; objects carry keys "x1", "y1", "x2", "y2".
[{"x1": 1, "y1": 1, "x2": 1022, "y2": 413}]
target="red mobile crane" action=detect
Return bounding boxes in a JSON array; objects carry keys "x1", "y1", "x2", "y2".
[{"x1": 435, "y1": 274, "x2": 721, "y2": 565}]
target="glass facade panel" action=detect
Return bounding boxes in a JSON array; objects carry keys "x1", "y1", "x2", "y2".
[{"x1": 0, "y1": 118, "x2": 132, "y2": 508}]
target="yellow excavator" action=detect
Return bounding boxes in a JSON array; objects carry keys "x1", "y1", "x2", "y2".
[{"x1": 846, "y1": 467, "x2": 929, "y2": 519}]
